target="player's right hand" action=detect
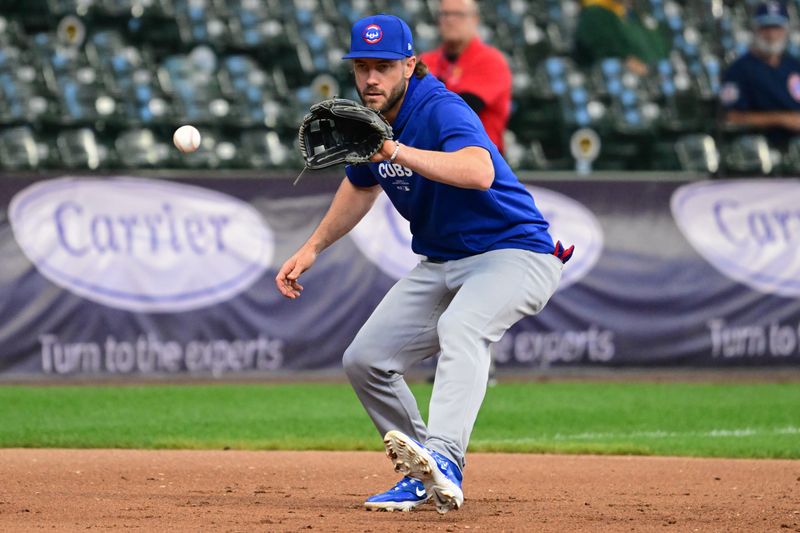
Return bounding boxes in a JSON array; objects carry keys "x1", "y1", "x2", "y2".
[{"x1": 275, "y1": 246, "x2": 318, "y2": 299}]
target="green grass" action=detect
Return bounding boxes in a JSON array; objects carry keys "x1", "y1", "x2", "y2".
[{"x1": 0, "y1": 382, "x2": 798, "y2": 458}]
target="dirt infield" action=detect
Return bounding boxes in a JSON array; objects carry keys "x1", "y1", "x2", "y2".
[{"x1": 1, "y1": 450, "x2": 798, "y2": 532}]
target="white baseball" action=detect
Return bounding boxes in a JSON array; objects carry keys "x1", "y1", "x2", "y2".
[{"x1": 173, "y1": 125, "x2": 201, "y2": 153}]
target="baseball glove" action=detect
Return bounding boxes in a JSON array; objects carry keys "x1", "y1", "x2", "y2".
[{"x1": 298, "y1": 98, "x2": 393, "y2": 170}]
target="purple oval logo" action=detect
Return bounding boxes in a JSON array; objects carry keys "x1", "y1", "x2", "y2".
[
  {"x1": 671, "y1": 179, "x2": 800, "y2": 297},
  {"x1": 10, "y1": 177, "x2": 275, "y2": 312}
]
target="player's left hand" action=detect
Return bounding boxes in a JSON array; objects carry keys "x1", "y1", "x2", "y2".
[{"x1": 297, "y1": 98, "x2": 394, "y2": 169}]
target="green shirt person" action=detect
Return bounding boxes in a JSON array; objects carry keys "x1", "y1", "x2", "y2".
[{"x1": 573, "y1": 0, "x2": 670, "y2": 75}]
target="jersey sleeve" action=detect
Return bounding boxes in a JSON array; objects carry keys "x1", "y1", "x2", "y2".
[
  {"x1": 720, "y1": 62, "x2": 751, "y2": 111},
  {"x1": 432, "y1": 96, "x2": 494, "y2": 153},
  {"x1": 345, "y1": 164, "x2": 379, "y2": 187}
]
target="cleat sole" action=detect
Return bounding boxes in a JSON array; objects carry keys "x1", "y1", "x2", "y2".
[{"x1": 382, "y1": 430, "x2": 464, "y2": 514}]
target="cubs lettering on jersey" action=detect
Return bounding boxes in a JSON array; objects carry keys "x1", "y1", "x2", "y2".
[{"x1": 377, "y1": 162, "x2": 413, "y2": 178}]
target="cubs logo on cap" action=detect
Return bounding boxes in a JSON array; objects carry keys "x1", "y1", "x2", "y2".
[
  {"x1": 363, "y1": 24, "x2": 383, "y2": 44},
  {"x1": 343, "y1": 14, "x2": 414, "y2": 60}
]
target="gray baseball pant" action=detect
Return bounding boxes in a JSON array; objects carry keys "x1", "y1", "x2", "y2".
[{"x1": 342, "y1": 248, "x2": 563, "y2": 470}]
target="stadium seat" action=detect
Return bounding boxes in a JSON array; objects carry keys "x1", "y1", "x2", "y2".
[
  {"x1": 56, "y1": 128, "x2": 107, "y2": 169},
  {"x1": 95, "y1": 0, "x2": 174, "y2": 17},
  {"x1": 722, "y1": 135, "x2": 774, "y2": 175},
  {"x1": 47, "y1": 0, "x2": 95, "y2": 17},
  {"x1": 158, "y1": 52, "x2": 238, "y2": 125},
  {"x1": 227, "y1": 0, "x2": 287, "y2": 49},
  {"x1": 0, "y1": 61, "x2": 55, "y2": 125},
  {"x1": 172, "y1": 0, "x2": 231, "y2": 47},
  {"x1": 0, "y1": 126, "x2": 46, "y2": 170},
  {"x1": 218, "y1": 54, "x2": 278, "y2": 127},
  {"x1": 239, "y1": 129, "x2": 293, "y2": 168},
  {"x1": 85, "y1": 30, "x2": 150, "y2": 94},
  {"x1": 0, "y1": 15, "x2": 27, "y2": 47},
  {"x1": 780, "y1": 136, "x2": 800, "y2": 174},
  {"x1": 674, "y1": 133, "x2": 720, "y2": 173},
  {"x1": 0, "y1": 0, "x2": 795, "y2": 172},
  {"x1": 114, "y1": 128, "x2": 172, "y2": 167}
]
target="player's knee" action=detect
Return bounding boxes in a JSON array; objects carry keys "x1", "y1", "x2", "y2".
[{"x1": 342, "y1": 343, "x2": 370, "y2": 380}]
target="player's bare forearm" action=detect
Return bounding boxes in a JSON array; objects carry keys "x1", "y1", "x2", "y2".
[
  {"x1": 374, "y1": 141, "x2": 494, "y2": 190},
  {"x1": 725, "y1": 110, "x2": 800, "y2": 130},
  {"x1": 304, "y1": 178, "x2": 381, "y2": 254}
]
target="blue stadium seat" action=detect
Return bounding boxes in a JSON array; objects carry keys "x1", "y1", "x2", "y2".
[
  {"x1": 218, "y1": 54, "x2": 279, "y2": 126},
  {"x1": 95, "y1": 0, "x2": 174, "y2": 17},
  {"x1": 0, "y1": 47, "x2": 55, "y2": 125},
  {"x1": 158, "y1": 52, "x2": 237, "y2": 125},
  {"x1": 227, "y1": 0, "x2": 287, "y2": 49},
  {"x1": 172, "y1": 0, "x2": 231, "y2": 47},
  {"x1": 0, "y1": 0, "x2": 792, "y2": 171}
]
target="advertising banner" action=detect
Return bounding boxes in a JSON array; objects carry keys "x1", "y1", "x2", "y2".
[{"x1": 1, "y1": 174, "x2": 798, "y2": 378}]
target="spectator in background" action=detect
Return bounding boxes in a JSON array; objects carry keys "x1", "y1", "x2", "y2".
[
  {"x1": 420, "y1": 0, "x2": 511, "y2": 153},
  {"x1": 721, "y1": 1, "x2": 800, "y2": 149},
  {"x1": 573, "y1": 0, "x2": 670, "y2": 76}
]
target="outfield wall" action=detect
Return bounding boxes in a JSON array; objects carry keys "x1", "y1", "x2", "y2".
[{"x1": 1, "y1": 172, "x2": 799, "y2": 378}]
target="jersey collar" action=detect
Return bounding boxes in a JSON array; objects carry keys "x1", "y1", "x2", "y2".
[{"x1": 391, "y1": 73, "x2": 423, "y2": 133}]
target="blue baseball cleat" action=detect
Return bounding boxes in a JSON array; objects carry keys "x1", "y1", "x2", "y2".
[
  {"x1": 364, "y1": 476, "x2": 430, "y2": 512},
  {"x1": 383, "y1": 430, "x2": 464, "y2": 514}
]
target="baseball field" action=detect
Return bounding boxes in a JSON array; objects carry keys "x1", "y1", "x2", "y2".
[{"x1": 1, "y1": 379, "x2": 799, "y2": 531}]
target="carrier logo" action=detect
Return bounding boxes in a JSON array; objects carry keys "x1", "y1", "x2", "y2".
[
  {"x1": 363, "y1": 24, "x2": 382, "y2": 44},
  {"x1": 671, "y1": 180, "x2": 800, "y2": 297},
  {"x1": 525, "y1": 186, "x2": 603, "y2": 289},
  {"x1": 9, "y1": 177, "x2": 275, "y2": 312}
]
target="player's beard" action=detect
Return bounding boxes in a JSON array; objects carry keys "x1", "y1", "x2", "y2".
[
  {"x1": 358, "y1": 77, "x2": 406, "y2": 114},
  {"x1": 753, "y1": 35, "x2": 787, "y2": 56}
]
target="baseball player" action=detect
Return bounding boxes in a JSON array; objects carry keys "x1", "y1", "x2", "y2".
[{"x1": 276, "y1": 14, "x2": 572, "y2": 514}]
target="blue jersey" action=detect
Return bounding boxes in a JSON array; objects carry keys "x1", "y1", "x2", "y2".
[
  {"x1": 720, "y1": 51, "x2": 800, "y2": 145},
  {"x1": 346, "y1": 74, "x2": 554, "y2": 261}
]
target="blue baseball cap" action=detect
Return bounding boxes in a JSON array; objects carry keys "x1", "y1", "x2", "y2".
[
  {"x1": 754, "y1": 1, "x2": 789, "y2": 27},
  {"x1": 342, "y1": 14, "x2": 414, "y2": 60}
]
